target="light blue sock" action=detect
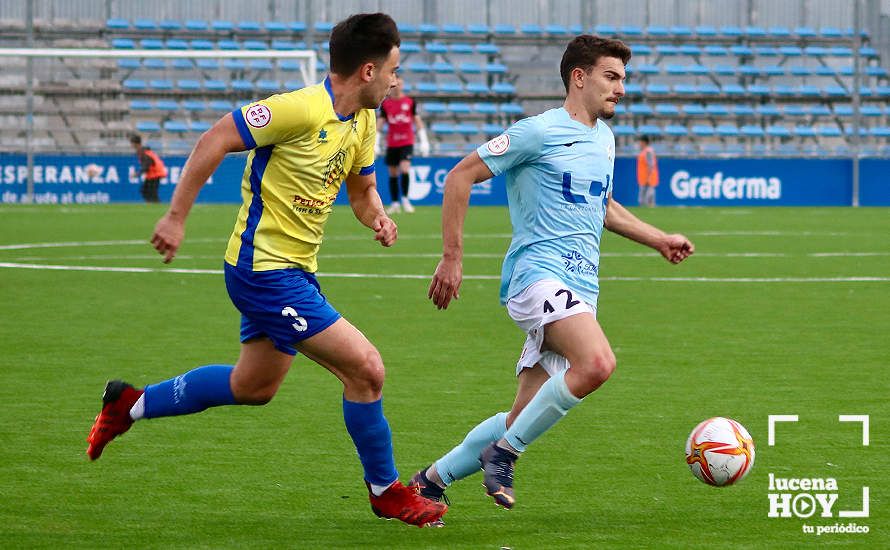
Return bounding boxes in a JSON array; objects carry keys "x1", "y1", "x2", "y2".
[
  {"x1": 435, "y1": 412, "x2": 507, "y2": 485},
  {"x1": 342, "y1": 397, "x2": 399, "y2": 488},
  {"x1": 503, "y1": 369, "x2": 581, "y2": 453},
  {"x1": 143, "y1": 364, "x2": 236, "y2": 418}
]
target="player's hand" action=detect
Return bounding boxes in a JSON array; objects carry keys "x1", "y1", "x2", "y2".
[
  {"x1": 151, "y1": 213, "x2": 185, "y2": 263},
  {"x1": 659, "y1": 234, "x2": 694, "y2": 264},
  {"x1": 428, "y1": 256, "x2": 462, "y2": 310},
  {"x1": 373, "y1": 215, "x2": 397, "y2": 247}
]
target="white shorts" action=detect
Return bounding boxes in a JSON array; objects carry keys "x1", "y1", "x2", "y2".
[{"x1": 506, "y1": 279, "x2": 597, "y2": 377}]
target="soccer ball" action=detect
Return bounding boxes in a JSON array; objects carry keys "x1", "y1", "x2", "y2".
[{"x1": 685, "y1": 417, "x2": 755, "y2": 486}]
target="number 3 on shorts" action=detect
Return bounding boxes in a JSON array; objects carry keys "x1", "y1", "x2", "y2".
[{"x1": 281, "y1": 306, "x2": 308, "y2": 332}]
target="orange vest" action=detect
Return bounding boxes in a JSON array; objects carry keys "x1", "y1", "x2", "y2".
[
  {"x1": 143, "y1": 148, "x2": 168, "y2": 180},
  {"x1": 636, "y1": 146, "x2": 659, "y2": 186}
]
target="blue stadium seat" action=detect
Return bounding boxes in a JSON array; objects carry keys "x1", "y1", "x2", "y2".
[
  {"x1": 467, "y1": 24, "x2": 489, "y2": 35},
  {"x1": 635, "y1": 64, "x2": 660, "y2": 75},
  {"x1": 746, "y1": 26, "x2": 767, "y2": 37},
  {"x1": 111, "y1": 38, "x2": 135, "y2": 49},
  {"x1": 130, "y1": 100, "x2": 152, "y2": 111},
  {"x1": 183, "y1": 100, "x2": 206, "y2": 111},
  {"x1": 423, "y1": 102, "x2": 448, "y2": 114},
  {"x1": 196, "y1": 59, "x2": 219, "y2": 70},
  {"x1": 754, "y1": 46, "x2": 779, "y2": 57},
  {"x1": 257, "y1": 80, "x2": 280, "y2": 92},
  {"x1": 186, "y1": 20, "x2": 209, "y2": 32},
  {"x1": 860, "y1": 47, "x2": 878, "y2": 58},
  {"x1": 638, "y1": 124, "x2": 662, "y2": 136},
  {"x1": 720, "y1": 26, "x2": 743, "y2": 37},
  {"x1": 106, "y1": 18, "x2": 129, "y2": 30},
  {"x1": 211, "y1": 20, "x2": 234, "y2": 32},
  {"x1": 866, "y1": 66, "x2": 888, "y2": 77},
  {"x1": 755, "y1": 104, "x2": 780, "y2": 117},
  {"x1": 612, "y1": 124, "x2": 635, "y2": 136},
  {"x1": 830, "y1": 46, "x2": 853, "y2": 57},
  {"x1": 705, "y1": 104, "x2": 729, "y2": 116},
  {"x1": 140, "y1": 39, "x2": 165, "y2": 50},
  {"x1": 833, "y1": 104, "x2": 853, "y2": 116},
  {"x1": 619, "y1": 25, "x2": 643, "y2": 36},
  {"x1": 163, "y1": 120, "x2": 189, "y2": 133},
  {"x1": 782, "y1": 105, "x2": 807, "y2": 117},
  {"x1": 691, "y1": 124, "x2": 714, "y2": 137},
  {"x1": 628, "y1": 104, "x2": 653, "y2": 116},
  {"x1": 722, "y1": 84, "x2": 746, "y2": 96},
  {"x1": 766, "y1": 125, "x2": 791, "y2": 138},
  {"x1": 629, "y1": 44, "x2": 652, "y2": 56},
  {"x1": 729, "y1": 45, "x2": 753, "y2": 56},
  {"x1": 264, "y1": 22, "x2": 288, "y2": 33},
  {"x1": 136, "y1": 121, "x2": 161, "y2": 133},
  {"x1": 647, "y1": 83, "x2": 670, "y2": 95},
  {"x1": 133, "y1": 18, "x2": 157, "y2": 31},
  {"x1": 624, "y1": 83, "x2": 643, "y2": 95},
  {"x1": 144, "y1": 58, "x2": 166, "y2": 69},
  {"x1": 237, "y1": 21, "x2": 261, "y2": 32},
  {"x1": 289, "y1": 22, "x2": 308, "y2": 32},
  {"x1": 231, "y1": 80, "x2": 253, "y2": 91},
  {"x1": 278, "y1": 60, "x2": 300, "y2": 72},
  {"x1": 861, "y1": 104, "x2": 884, "y2": 116},
  {"x1": 788, "y1": 65, "x2": 813, "y2": 76},
  {"x1": 156, "y1": 99, "x2": 179, "y2": 111},
  {"x1": 796, "y1": 85, "x2": 821, "y2": 97},
  {"x1": 647, "y1": 25, "x2": 670, "y2": 37},
  {"x1": 284, "y1": 80, "x2": 304, "y2": 90},
  {"x1": 448, "y1": 102, "x2": 472, "y2": 114},
  {"x1": 698, "y1": 83, "x2": 720, "y2": 96},
  {"x1": 656, "y1": 44, "x2": 680, "y2": 56},
  {"x1": 740, "y1": 125, "x2": 764, "y2": 137},
  {"x1": 190, "y1": 39, "x2": 214, "y2": 50},
  {"x1": 224, "y1": 59, "x2": 247, "y2": 70},
  {"x1": 313, "y1": 21, "x2": 333, "y2": 33},
  {"x1": 485, "y1": 63, "x2": 508, "y2": 74},
  {"x1": 190, "y1": 121, "x2": 212, "y2": 133},
  {"x1": 673, "y1": 84, "x2": 697, "y2": 95},
  {"x1": 738, "y1": 65, "x2": 762, "y2": 77},
  {"x1": 209, "y1": 100, "x2": 233, "y2": 111},
  {"x1": 804, "y1": 46, "x2": 829, "y2": 57},
  {"x1": 204, "y1": 80, "x2": 227, "y2": 91},
  {"x1": 218, "y1": 40, "x2": 241, "y2": 50},
  {"x1": 475, "y1": 43, "x2": 500, "y2": 55},
  {"x1": 500, "y1": 103, "x2": 524, "y2": 115},
  {"x1": 473, "y1": 102, "x2": 498, "y2": 115},
  {"x1": 793, "y1": 125, "x2": 817, "y2": 137},
  {"x1": 250, "y1": 59, "x2": 274, "y2": 71},
  {"x1": 459, "y1": 62, "x2": 482, "y2": 74},
  {"x1": 450, "y1": 43, "x2": 475, "y2": 54},
  {"x1": 492, "y1": 82, "x2": 516, "y2": 94},
  {"x1": 407, "y1": 62, "x2": 432, "y2": 74},
  {"x1": 712, "y1": 64, "x2": 737, "y2": 76},
  {"x1": 244, "y1": 40, "x2": 268, "y2": 50},
  {"x1": 763, "y1": 65, "x2": 786, "y2": 76},
  {"x1": 117, "y1": 58, "x2": 141, "y2": 70},
  {"x1": 730, "y1": 104, "x2": 755, "y2": 116},
  {"x1": 400, "y1": 42, "x2": 421, "y2": 53},
  {"x1": 870, "y1": 127, "x2": 890, "y2": 138},
  {"x1": 665, "y1": 64, "x2": 689, "y2": 75},
  {"x1": 703, "y1": 45, "x2": 728, "y2": 56},
  {"x1": 682, "y1": 103, "x2": 706, "y2": 116},
  {"x1": 436, "y1": 82, "x2": 461, "y2": 94},
  {"x1": 820, "y1": 27, "x2": 843, "y2": 38},
  {"x1": 614, "y1": 104, "x2": 626, "y2": 115},
  {"x1": 465, "y1": 82, "x2": 490, "y2": 94},
  {"x1": 418, "y1": 23, "x2": 439, "y2": 34},
  {"x1": 655, "y1": 104, "x2": 679, "y2": 116},
  {"x1": 432, "y1": 62, "x2": 455, "y2": 74},
  {"x1": 455, "y1": 123, "x2": 478, "y2": 135},
  {"x1": 440, "y1": 23, "x2": 464, "y2": 34},
  {"x1": 695, "y1": 26, "x2": 718, "y2": 37},
  {"x1": 716, "y1": 123, "x2": 739, "y2": 137},
  {"x1": 482, "y1": 123, "x2": 503, "y2": 135},
  {"x1": 149, "y1": 79, "x2": 173, "y2": 91},
  {"x1": 794, "y1": 26, "x2": 817, "y2": 37},
  {"x1": 431, "y1": 122, "x2": 457, "y2": 135},
  {"x1": 809, "y1": 105, "x2": 831, "y2": 117},
  {"x1": 768, "y1": 26, "x2": 791, "y2": 37},
  {"x1": 415, "y1": 82, "x2": 438, "y2": 94},
  {"x1": 816, "y1": 125, "x2": 842, "y2": 137},
  {"x1": 664, "y1": 124, "x2": 688, "y2": 136},
  {"x1": 678, "y1": 44, "x2": 701, "y2": 56},
  {"x1": 747, "y1": 84, "x2": 770, "y2": 96},
  {"x1": 426, "y1": 42, "x2": 448, "y2": 54},
  {"x1": 493, "y1": 24, "x2": 516, "y2": 35},
  {"x1": 271, "y1": 40, "x2": 297, "y2": 50},
  {"x1": 779, "y1": 45, "x2": 803, "y2": 57},
  {"x1": 671, "y1": 26, "x2": 693, "y2": 37}
]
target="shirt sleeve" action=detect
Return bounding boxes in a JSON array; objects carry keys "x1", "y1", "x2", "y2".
[
  {"x1": 352, "y1": 111, "x2": 376, "y2": 175},
  {"x1": 231, "y1": 92, "x2": 311, "y2": 149},
  {"x1": 476, "y1": 116, "x2": 544, "y2": 176}
]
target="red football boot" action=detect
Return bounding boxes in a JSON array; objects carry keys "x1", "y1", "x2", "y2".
[
  {"x1": 369, "y1": 480, "x2": 448, "y2": 528},
  {"x1": 86, "y1": 380, "x2": 143, "y2": 460}
]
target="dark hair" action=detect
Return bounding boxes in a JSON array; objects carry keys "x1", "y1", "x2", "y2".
[
  {"x1": 329, "y1": 13, "x2": 400, "y2": 76},
  {"x1": 560, "y1": 35, "x2": 632, "y2": 91},
  {"x1": 639, "y1": 135, "x2": 650, "y2": 144},
  {"x1": 129, "y1": 134, "x2": 142, "y2": 145}
]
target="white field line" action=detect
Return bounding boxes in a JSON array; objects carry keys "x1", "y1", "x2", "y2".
[{"x1": 1, "y1": 261, "x2": 888, "y2": 283}]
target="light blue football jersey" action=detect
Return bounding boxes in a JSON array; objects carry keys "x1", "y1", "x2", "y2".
[{"x1": 477, "y1": 107, "x2": 616, "y2": 306}]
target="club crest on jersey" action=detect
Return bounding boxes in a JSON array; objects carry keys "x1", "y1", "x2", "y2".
[
  {"x1": 245, "y1": 104, "x2": 271, "y2": 128},
  {"x1": 486, "y1": 133, "x2": 510, "y2": 156},
  {"x1": 318, "y1": 128, "x2": 328, "y2": 143},
  {"x1": 322, "y1": 150, "x2": 347, "y2": 189}
]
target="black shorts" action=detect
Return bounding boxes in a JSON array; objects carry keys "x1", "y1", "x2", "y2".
[{"x1": 385, "y1": 145, "x2": 413, "y2": 166}]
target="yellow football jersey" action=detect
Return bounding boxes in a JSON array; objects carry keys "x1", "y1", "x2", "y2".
[{"x1": 225, "y1": 77, "x2": 376, "y2": 272}]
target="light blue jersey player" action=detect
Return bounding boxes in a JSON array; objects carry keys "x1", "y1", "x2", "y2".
[{"x1": 413, "y1": 35, "x2": 695, "y2": 514}]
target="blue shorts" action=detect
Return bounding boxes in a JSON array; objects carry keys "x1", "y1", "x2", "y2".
[{"x1": 224, "y1": 263, "x2": 341, "y2": 355}]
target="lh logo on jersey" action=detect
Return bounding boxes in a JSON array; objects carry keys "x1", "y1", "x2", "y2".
[
  {"x1": 245, "y1": 104, "x2": 271, "y2": 128},
  {"x1": 486, "y1": 134, "x2": 510, "y2": 156}
]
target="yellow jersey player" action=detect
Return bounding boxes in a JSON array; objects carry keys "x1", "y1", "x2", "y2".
[{"x1": 86, "y1": 12, "x2": 447, "y2": 528}]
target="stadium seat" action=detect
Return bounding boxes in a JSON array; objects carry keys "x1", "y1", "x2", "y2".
[
  {"x1": 122, "y1": 79, "x2": 146, "y2": 90},
  {"x1": 185, "y1": 20, "x2": 209, "y2": 32},
  {"x1": 492, "y1": 82, "x2": 516, "y2": 94},
  {"x1": 754, "y1": 46, "x2": 779, "y2": 57},
  {"x1": 467, "y1": 24, "x2": 489, "y2": 35},
  {"x1": 721, "y1": 84, "x2": 746, "y2": 96},
  {"x1": 629, "y1": 44, "x2": 651, "y2": 56},
  {"x1": 485, "y1": 63, "x2": 508, "y2": 74},
  {"x1": 475, "y1": 43, "x2": 500, "y2": 55},
  {"x1": 647, "y1": 83, "x2": 670, "y2": 95},
  {"x1": 439, "y1": 82, "x2": 463, "y2": 94},
  {"x1": 130, "y1": 100, "x2": 152, "y2": 111},
  {"x1": 289, "y1": 21, "x2": 308, "y2": 33},
  {"x1": 430, "y1": 122, "x2": 456, "y2": 135},
  {"x1": 794, "y1": 26, "x2": 817, "y2": 37},
  {"x1": 730, "y1": 104, "x2": 755, "y2": 116},
  {"x1": 224, "y1": 59, "x2": 247, "y2": 70},
  {"x1": 211, "y1": 20, "x2": 234, "y2": 32},
  {"x1": 619, "y1": 25, "x2": 643, "y2": 36},
  {"x1": 720, "y1": 26, "x2": 743, "y2": 37},
  {"x1": 481, "y1": 123, "x2": 503, "y2": 135},
  {"x1": 705, "y1": 104, "x2": 729, "y2": 116},
  {"x1": 448, "y1": 102, "x2": 472, "y2": 114},
  {"x1": 232, "y1": 80, "x2": 253, "y2": 91},
  {"x1": 196, "y1": 59, "x2": 219, "y2": 70},
  {"x1": 703, "y1": 45, "x2": 728, "y2": 56},
  {"x1": 250, "y1": 59, "x2": 274, "y2": 71},
  {"x1": 766, "y1": 125, "x2": 791, "y2": 138},
  {"x1": 407, "y1": 62, "x2": 432, "y2": 74},
  {"x1": 833, "y1": 104, "x2": 853, "y2": 116},
  {"x1": 647, "y1": 25, "x2": 670, "y2": 37},
  {"x1": 204, "y1": 80, "x2": 227, "y2": 91},
  {"x1": 244, "y1": 40, "x2": 268, "y2": 51},
  {"x1": 712, "y1": 64, "x2": 737, "y2": 76},
  {"x1": 177, "y1": 79, "x2": 202, "y2": 91},
  {"x1": 746, "y1": 84, "x2": 770, "y2": 96},
  {"x1": 450, "y1": 43, "x2": 474, "y2": 54},
  {"x1": 816, "y1": 125, "x2": 842, "y2": 137},
  {"x1": 740, "y1": 125, "x2": 765, "y2": 137},
  {"x1": 156, "y1": 99, "x2": 179, "y2": 111},
  {"x1": 473, "y1": 102, "x2": 498, "y2": 115},
  {"x1": 106, "y1": 18, "x2": 129, "y2": 30},
  {"x1": 190, "y1": 39, "x2": 214, "y2": 50},
  {"x1": 264, "y1": 22, "x2": 288, "y2": 33},
  {"x1": 493, "y1": 24, "x2": 516, "y2": 35},
  {"x1": 594, "y1": 24, "x2": 617, "y2": 35},
  {"x1": 399, "y1": 41, "x2": 421, "y2": 53},
  {"x1": 163, "y1": 120, "x2": 189, "y2": 133},
  {"x1": 256, "y1": 80, "x2": 280, "y2": 91},
  {"x1": 459, "y1": 62, "x2": 482, "y2": 74},
  {"x1": 425, "y1": 42, "x2": 448, "y2": 54},
  {"x1": 415, "y1": 82, "x2": 438, "y2": 94},
  {"x1": 793, "y1": 125, "x2": 817, "y2": 137},
  {"x1": 183, "y1": 100, "x2": 206, "y2": 112},
  {"x1": 133, "y1": 18, "x2": 157, "y2": 31},
  {"x1": 465, "y1": 82, "x2": 490, "y2": 94},
  {"x1": 149, "y1": 79, "x2": 174, "y2": 91},
  {"x1": 431, "y1": 62, "x2": 455, "y2": 74},
  {"x1": 117, "y1": 58, "x2": 141, "y2": 70},
  {"x1": 682, "y1": 103, "x2": 706, "y2": 116},
  {"x1": 772, "y1": 84, "x2": 795, "y2": 97},
  {"x1": 111, "y1": 38, "x2": 135, "y2": 49},
  {"x1": 768, "y1": 26, "x2": 791, "y2": 37},
  {"x1": 796, "y1": 85, "x2": 821, "y2": 97},
  {"x1": 500, "y1": 103, "x2": 524, "y2": 115},
  {"x1": 209, "y1": 100, "x2": 234, "y2": 111},
  {"x1": 624, "y1": 83, "x2": 643, "y2": 95},
  {"x1": 218, "y1": 40, "x2": 241, "y2": 50},
  {"x1": 423, "y1": 102, "x2": 448, "y2": 114},
  {"x1": 664, "y1": 124, "x2": 688, "y2": 136},
  {"x1": 691, "y1": 125, "x2": 714, "y2": 137},
  {"x1": 861, "y1": 105, "x2": 883, "y2": 116},
  {"x1": 314, "y1": 22, "x2": 334, "y2": 33},
  {"x1": 654, "y1": 104, "x2": 679, "y2": 116},
  {"x1": 628, "y1": 104, "x2": 653, "y2": 116},
  {"x1": 520, "y1": 24, "x2": 543, "y2": 35},
  {"x1": 190, "y1": 121, "x2": 212, "y2": 132},
  {"x1": 237, "y1": 21, "x2": 261, "y2": 32},
  {"x1": 782, "y1": 105, "x2": 807, "y2": 117},
  {"x1": 808, "y1": 105, "x2": 831, "y2": 117},
  {"x1": 694, "y1": 25, "x2": 718, "y2": 37},
  {"x1": 612, "y1": 124, "x2": 635, "y2": 136},
  {"x1": 756, "y1": 104, "x2": 781, "y2": 117},
  {"x1": 136, "y1": 121, "x2": 161, "y2": 133}
]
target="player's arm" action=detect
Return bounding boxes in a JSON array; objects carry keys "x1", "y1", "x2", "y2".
[
  {"x1": 603, "y1": 196, "x2": 694, "y2": 264},
  {"x1": 345, "y1": 172, "x2": 397, "y2": 247},
  {"x1": 414, "y1": 113, "x2": 430, "y2": 156},
  {"x1": 428, "y1": 151, "x2": 494, "y2": 309},
  {"x1": 151, "y1": 115, "x2": 246, "y2": 263}
]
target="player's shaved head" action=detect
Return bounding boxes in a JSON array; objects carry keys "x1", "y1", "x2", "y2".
[
  {"x1": 329, "y1": 13, "x2": 401, "y2": 76},
  {"x1": 560, "y1": 35, "x2": 632, "y2": 92}
]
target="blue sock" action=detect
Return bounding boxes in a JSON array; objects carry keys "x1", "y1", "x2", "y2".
[
  {"x1": 342, "y1": 397, "x2": 399, "y2": 487},
  {"x1": 503, "y1": 369, "x2": 581, "y2": 453},
  {"x1": 435, "y1": 412, "x2": 507, "y2": 485},
  {"x1": 143, "y1": 365, "x2": 237, "y2": 419}
]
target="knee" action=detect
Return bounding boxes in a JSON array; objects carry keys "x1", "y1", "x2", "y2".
[
  {"x1": 572, "y1": 351, "x2": 616, "y2": 395},
  {"x1": 231, "y1": 379, "x2": 279, "y2": 406},
  {"x1": 347, "y1": 348, "x2": 386, "y2": 396}
]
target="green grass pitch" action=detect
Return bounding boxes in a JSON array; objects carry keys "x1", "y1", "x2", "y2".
[{"x1": 0, "y1": 204, "x2": 887, "y2": 548}]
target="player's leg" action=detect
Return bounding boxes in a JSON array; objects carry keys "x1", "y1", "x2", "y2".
[
  {"x1": 638, "y1": 184, "x2": 646, "y2": 206},
  {"x1": 147, "y1": 178, "x2": 161, "y2": 203},
  {"x1": 413, "y1": 364, "x2": 549, "y2": 499},
  {"x1": 296, "y1": 318, "x2": 447, "y2": 526},
  {"x1": 398, "y1": 149, "x2": 414, "y2": 212},
  {"x1": 385, "y1": 151, "x2": 401, "y2": 213}
]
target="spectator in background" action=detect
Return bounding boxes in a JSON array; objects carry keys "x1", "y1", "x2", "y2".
[
  {"x1": 636, "y1": 135, "x2": 658, "y2": 207},
  {"x1": 376, "y1": 75, "x2": 429, "y2": 214},
  {"x1": 130, "y1": 134, "x2": 168, "y2": 203}
]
